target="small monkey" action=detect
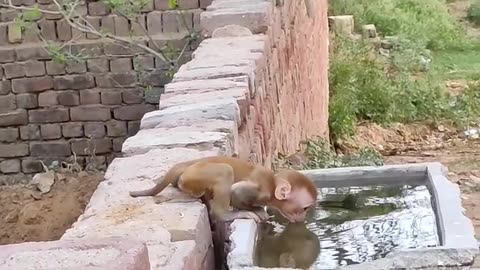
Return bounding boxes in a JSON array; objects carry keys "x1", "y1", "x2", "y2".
[{"x1": 129, "y1": 156, "x2": 317, "y2": 223}]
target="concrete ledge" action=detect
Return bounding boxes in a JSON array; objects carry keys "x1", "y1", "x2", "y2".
[{"x1": 0, "y1": 237, "x2": 150, "y2": 270}]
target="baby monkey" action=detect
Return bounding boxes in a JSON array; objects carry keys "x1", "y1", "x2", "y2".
[{"x1": 129, "y1": 156, "x2": 317, "y2": 223}]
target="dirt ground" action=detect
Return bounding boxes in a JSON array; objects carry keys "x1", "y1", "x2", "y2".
[
  {"x1": 338, "y1": 122, "x2": 480, "y2": 237},
  {"x1": 0, "y1": 171, "x2": 104, "y2": 245}
]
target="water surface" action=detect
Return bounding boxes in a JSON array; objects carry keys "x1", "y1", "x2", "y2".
[{"x1": 255, "y1": 184, "x2": 439, "y2": 269}]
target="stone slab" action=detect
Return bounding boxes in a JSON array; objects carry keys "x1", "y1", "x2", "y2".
[
  {"x1": 200, "y1": 0, "x2": 272, "y2": 36},
  {"x1": 62, "y1": 148, "x2": 219, "y2": 270},
  {"x1": 140, "y1": 99, "x2": 241, "y2": 130},
  {"x1": 228, "y1": 219, "x2": 258, "y2": 269},
  {"x1": 164, "y1": 77, "x2": 249, "y2": 95},
  {"x1": 0, "y1": 237, "x2": 150, "y2": 270},
  {"x1": 122, "y1": 128, "x2": 235, "y2": 157}
]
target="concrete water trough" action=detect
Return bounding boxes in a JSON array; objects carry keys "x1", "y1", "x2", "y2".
[{"x1": 226, "y1": 162, "x2": 479, "y2": 270}]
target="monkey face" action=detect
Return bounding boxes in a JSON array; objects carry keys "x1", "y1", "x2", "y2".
[{"x1": 273, "y1": 188, "x2": 315, "y2": 223}]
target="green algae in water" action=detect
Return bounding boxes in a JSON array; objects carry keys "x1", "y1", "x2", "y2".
[{"x1": 254, "y1": 184, "x2": 440, "y2": 270}]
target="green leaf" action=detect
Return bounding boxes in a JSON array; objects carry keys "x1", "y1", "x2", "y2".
[
  {"x1": 23, "y1": 6, "x2": 42, "y2": 22},
  {"x1": 168, "y1": 0, "x2": 177, "y2": 9}
]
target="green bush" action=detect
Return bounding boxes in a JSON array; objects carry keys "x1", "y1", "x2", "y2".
[
  {"x1": 327, "y1": 33, "x2": 480, "y2": 139},
  {"x1": 328, "y1": 0, "x2": 468, "y2": 50},
  {"x1": 467, "y1": 0, "x2": 480, "y2": 26}
]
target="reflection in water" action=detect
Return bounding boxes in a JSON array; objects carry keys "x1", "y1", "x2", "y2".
[
  {"x1": 255, "y1": 184, "x2": 439, "y2": 270},
  {"x1": 255, "y1": 222, "x2": 321, "y2": 269}
]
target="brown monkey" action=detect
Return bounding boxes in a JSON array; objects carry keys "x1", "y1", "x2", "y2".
[
  {"x1": 255, "y1": 222, "x2": 321, "y2": 269},
  {"x1": 231, "y1": 169, "x2": 318, "y2": 223},
  {"x1": 130, "y1": 156, "x2": 318, "y2": 223}
]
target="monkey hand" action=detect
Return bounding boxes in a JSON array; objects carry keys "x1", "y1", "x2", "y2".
[
  {"x1": 220, "y1": 210, "x2": 263, "y2": 223},
  {"x1": 253, "y1": 209, "x2": 271, "y2": 222}
]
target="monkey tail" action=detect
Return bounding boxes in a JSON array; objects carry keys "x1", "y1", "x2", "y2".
[{"x1": 129, "y1": 161, "x2": 194, "y2": 197}]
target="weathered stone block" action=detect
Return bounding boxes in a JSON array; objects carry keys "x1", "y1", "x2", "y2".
[
  {"x1": 110, "y1": 58, "x2": 132, "y2": 72},
  {"x1": 86, "y1": 17, "x2": 101, "y2": 39},
  {"x1": 71, "y1": 138, "x2": 112, "y2": 155},
  {"x1": 87, "y1": 58, "x2": 109, "y2": 73},
  {"x1": 38, "y1": 91, "x2": 58, "y2": 107},
  {"x1": 0, "y1": 143, "x2": 29, "y2": 157},
  {"x1": 162, "y1": 11, "x2": 179, "y2": 33},
  {"x1": 39, "y1": 19, "x2": 56, "y2": 40},
  {"x1": 16, "y1": 93, "x2": 38, "y2": 109},
  {"x1": 200, "y1": 0, "x2": 212, "y2": 9},
  {"x1": 106, "y1": 120, "x2": 127, "y2": 137},
  {"x1": 88, "y1": 1, "x2": 109, "y2": 16},
  {"x1": 101, "y1": 15, "x2": 115, "y2": 34},
  {"x1": 62, "y1": 122, "x2": 83, "y2": 138},
  {"x1": 57, "y1": 90, "x2": 80, "y2": 106},
  {"x1": 23, "y1": 25, "x2": 41, "y2": 43},
  {"x1": 178, "y1": 0, "x2": 199, "y2": 9},
  {"x1": 96, "y1": 72, "x2": 137, "y2": 87},
  {"x1": 112, "y1": 137, "x2": 126, "y2": 152},
  {"x1": 16, "y1": 45, "x2": 51, "y2": 61},
  {"x1": 101, "y1": 90, "x2": 122, "y2": 105},
  {"x1": 39, "y1": 3, "x2": 63, "y2": 20},
  {"x1": 143, "y1": 69, "x2": 171, "y2": 87},
  {"x1": 40, "y1": 124, "x2": 61, "y2": 139},
  {"x1": 114, "y1": 15, "x2": 129, "y2": 36},
  {"x1": 154, "y1": 0, "x2": 170, "y2": 10},
  {"x1": 0, "y1": 109, "x2": 28, "y2": 127},
  {"x1": 79, "y1": 89, "x2": 101, "y2": 105},
  {"x1": 130, "y1": 14, "x2": 146, "y2": 36},
  {"x1": 0, "y1": 94, "x2": 16, "y2": 112},
  {"x1": 113, "y1": 104, "x2": 155, "y2": 121},
  {"x1": 328, "y1": 15, "x2": 354, "y2": 35},
  {"x1": 3, "y1": 62, "x2": 25, "y2": 78},
  {"x1": 0, "y1": 128, "x2": 18, "y2": 142},
  {"x1": 56, "y1": 19, "x2": 72, "y2": 41},
  {"x1": 24, "y1": 60, "x2": 46, "y2": 77},
  {"x1": 0, "y1": 81, "x2": 11, "y2": 95},
  {"x1": 122, "y1": 88, "x2": 144, "y2": 104},
  {"x1": 21, "y1": 158, "x2": 43, "y2": 173},
  {"x1": 0, "y1": 238, "x2": 150, "y2": 270},
  {"x1": 29, "y1": 108, "x2": 70, "y2": 123},
  {"x1": 70, "y1": 42, "x2": 103, "y2": 56},
  {"x1": 66, "y1": 61, "x2": 87, "y2": 74},
  {"x1": 53, "y1": 74, "x2": 95, "y2": 90},
  {"x1": 46, "y1": 61, "x2": 66, "y2": 75},
  {"x1": 0, "y1": 10, "x2": 18, "y2": 23},
  {"x1": 134, "y1": 55, "x2": 154, "y2": 70},
  {"x1": 84, "y1": 122, "x2": 106, "y2": 138},
  {"x1": 147, "y1": 11, "x2": 163, "y2": 35},
  {"x1": 104, "y1": 41, "x2": 144, "y2": 55},
  {"x1": 19, "y1": 124, "x2": 40, "y2": 140},
  {"x1": 12, "y1": 77, "x2": 54, "y2": 93},
  {"x1": 0, "y1": 21, "x2": 8, "y2": 46},
  {"x1": 70, "y1": 105, "x2": 111, "y2": 121},
  {"x1": 30, "y1": 141, "x2": 71, "y2": 157},
  {"x1": 0, "y1": 159, "x2": 20, "y2": 173},
  {"x1": 0, "y1": 48, "x2": 15, "y2": 63},
  {"x1": 8, "y1": 23, "x2": 22, "y2": 43},
  {"x1": 128, "y1": 120, "x2": 140, "y2": 136}
]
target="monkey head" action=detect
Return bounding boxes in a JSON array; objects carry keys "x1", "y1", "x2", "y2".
[{"x1": 268, "y1": 170, "x2": 318, "y2": 223}]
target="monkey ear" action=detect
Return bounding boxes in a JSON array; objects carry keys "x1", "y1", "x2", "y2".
[{"x1": 274, "y1": 178, "x2": 292, "y2": 200}]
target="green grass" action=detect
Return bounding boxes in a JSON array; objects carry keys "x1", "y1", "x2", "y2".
[
  {"x1": 432, "y1": 49, "x2": 480, "y2": 80},
  {"x1": 467, "y1": 0, "x2": 480, "y2": 26},
  {"x1": 327, "y1": 0, "x2": 480, "y2": 140}
]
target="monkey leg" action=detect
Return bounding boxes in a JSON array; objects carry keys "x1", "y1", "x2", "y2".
[
  {"x1": 179, "y1": 162, "x2": 261, "y2": 223},
  {"x1": 231, "y1": 181, "x2": 271, "y2": 222}
]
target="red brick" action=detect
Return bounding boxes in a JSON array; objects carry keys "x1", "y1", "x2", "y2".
[
  {"x1": 46, "y1": 61, "x2": 66, "y2": 75},
  {"x1": 53, "y1": 74, "x2": 95, "y2": 90},
  {"x1": 19, "y1": 124, "x2": 40, "y2": 140},
  {"x1": 131, "y1": 14, "x2": 147, "y2": 36},
  {"x1": 95, "y1": 72, "x2": 136, "y2": 87},
  {"x1": 40, "y1": 124, "x2": 61, "y2": 139},
  {"x1": 122, "y1": 88, "x2": 144, "y2": 104},
  {"x1": 30, "y1": 141, "x2": 70, "y2": 157},
  {"x1": 71, "y1": 138, "x2": 112, "y2": 155},
  {"x1": 24, "y1": 60, "x2": 46, "y2": 77},
  {"x1": 87, "y1": 58, "x2": 109, "y2": 73},
  {"x1": 29, "y1": 108, "x2": 69, "y2": 123},
  {"x1": 0, "y1": 94, "x2": 16, "y2": 112},
  {"x1": 0, "y1": 143, "x2": 29, "y2": 157},
  {"x1": 57, "y1": 90, "x2": 80, "y2": 106},
  {"x1": 0, "y1": 159, "x2": 20, "y2": 173},
  {"x1": 100, "y1": 15, "x2": 115, "y2": 34},
  {"x1": 16, "y1": 94, "x2": 38, "y2": 109},
  {"x1": 62, "y1": 122, "x2": 83, "y2": 138},
  {"x1": 66, "y1": 61, "x2": 87, "y2": 74},
  {"x1": 114, "y1": 15, "x2": 129, "y2": 36},
  {"x1": 101, "y1": 90, "x2": 122, "y2": 105},
  {"x1": 79, "y1": 89, "x2": 101, "y2": 104},
  {"x1": 70, "y1": 105, "x2": 111, "y2": 121},
  {"x1": 39, "y1": 19, "x2": 56, "y2": 40},
  {"x1": 0, "y1": 48, "x2": 15, "y2": 63},
  {"x1": 106, "y1": 120, "x2": 127, "y2": 137},
  {"x1": 0, "y1": 110, "x2": 28, "y2": 127},
  {"x1": 178, "y1": 0, "x2": 199, "y2": 9},
  {"x1": 0, "y1": 128, "x2": 19, "y2": 142},
  {"x1": 38, "y1": 91, "x2": 58, "y2": 107},
  {"x1": 154, "y1": 0, "x2": 170, "y2": 10},
  {"x1": 84, "y1": 122, "x2": 106, "y2": 138},
  {"x1": 86, "y1": 17, "x2": 101, "y2": 39},
  {"x1": 110, "y1": 58, "x2": 132, "y2": 72},
  {"x1": 3, "y1": 62, "x2": 25, "y2": 78},
  {"x1": 88, "y1": 1, "x2": 109, "y2": 16},
  {"x1": 147, "y1": 11, "x2": 163, "y2": 35},
  {"x1": 128, "y1": 120, "x2": 140, "y2": 136},
  {"x1": 0, "y1": 81, "x2": 11, "y2": 95},
  {"x1": 162, "y1": 11, "x2": 179, "y2": 33},
  {"x1": 113, "y1": 104, "x2": 155, "y2": 120},
  {"x1": 16, "y1": 45, "x2": 51, "y2": 61},
  {"x1": 12, "y1": 77, "x2": 53, "y2": 93},
  {"x1": 56, "y1": 19, "x2": 72, "y2": 41}
]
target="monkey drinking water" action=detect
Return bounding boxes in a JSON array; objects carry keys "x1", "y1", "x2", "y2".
[{"x1": 129, "y1": 156, "x2": 317, "y2": 223}]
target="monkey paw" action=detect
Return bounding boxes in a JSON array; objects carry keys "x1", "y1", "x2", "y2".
[{"x1": 222, "y1": 211, "x2": 262, "y2": 223}]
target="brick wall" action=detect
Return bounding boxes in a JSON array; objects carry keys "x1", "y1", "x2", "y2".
[{"x1": 0, "y1": 0, "x2": 209, "y2": 184}]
